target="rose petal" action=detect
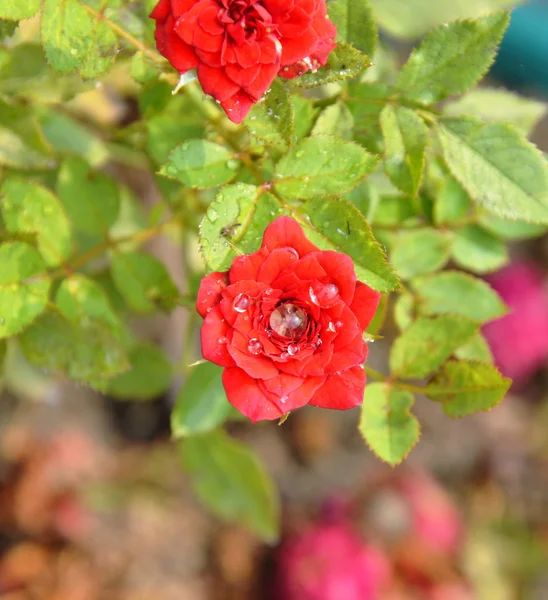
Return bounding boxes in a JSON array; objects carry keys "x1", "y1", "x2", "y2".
[
  {"x1": 262, "y1": 217, "x2": 319, "y2": 256},
  {"x1": 170, "y1": 0, "x2": 197, "y2": 17},
  {"x1": 229, "y1": 248, "x2": 269, "y2": 283},
  {"x1": 257, "y1": 248, "x2": 299, "y2": 283},
  {"x1": 196, "y1": 271, "x2": 228, "y2": 318},
  {"x1": 155, "y1": 16, "x2": 199, "y2": 72},
  {"x1": 327, "y1": 333, "x2": 367, "y2": 372},
  {"x1": 314, "y1": 251, "x2": 357, "y2": 305},
  {"x1": 150, "y1": 0, "x2": 171, "y2": 21},
  {"x1": 223, "y1": 367, "x2": 283, "y2": 422},
  {"x1": 309, "y1": 366, "x2": 366, "y2": 410},
  {"x1": 244, "y1": 62, "x2": 280, "y2": 101},
  {"x1": 227, "y1": 331, "x2": 279, "y2": 379},
  {"x1": 350, "y1": 282, "x2": 382, "y2": 331},
  {"x1": 197, "y1": 64, "x2": 241, "y2": 102},
  {"x1": 201, "y1": 305, "x2": 236, "y2": 367},
  {"x1": 280, "y1": 27, "x2": 318, "y2": 65},
  {"x1": 221, "y1": 91, "x2": 255, "y2": 124}
]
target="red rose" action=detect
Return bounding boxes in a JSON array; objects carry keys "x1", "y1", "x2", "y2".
[
  {"x1": 196, "y1": 217, "x2": 381, "y2": 422},
  {"x1": 150, "y1": 0, "x2": 337, "y2": 123}
]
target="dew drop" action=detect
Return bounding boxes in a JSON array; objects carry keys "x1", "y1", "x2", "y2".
[
  {"x1": 280, "y1": 246, "x2": 299, "y2": 259},
  {"x1": 207, "y1": 207, "x2": 218, "y2": 223},
  {"x1": 280, "y1": 395, "x2": 288, "y2": 404},
  {"x1": 335, "y1": 320, "x2": 343, "y2": 329},
  {"x1": 287, "y1": 343, "x2": 299, "y2": 356},
  {"x1": 226, "y1": 158, "x2": 240, "y2": 170},
  {"x1": 218, "y1": 336, "x2": 228, "y2": 344},
  {"x1": 264, "y1": 287, "x2": 274, "y2": 296},
  {"x1": 280, "y1": 351, "x2": 290, "y2": 359},
  {"x1": 247, "y1": 338, "x2": 262, "y2": 355},
  {"x1": 316, "y1": 283, "x2": 339, "y2": 306},
  {"x1": 270, "y1": 303, "x2": 307, "y2": 339},
  {"x1": 327, "y1": 321, "x2": 336, "y2": 332},
  {"x1": 309, "y1": 287, "x2": 319, "y2": 306},
  {"x1": 233, "y1": 293, "x2": 251, "y2": 312}
]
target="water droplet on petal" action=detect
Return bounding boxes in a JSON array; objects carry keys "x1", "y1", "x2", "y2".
[
  {"x1": 287, "y1": 343, "x2": 299, "y2": 356},
  {"x1": 335, "y1": 320, "x2": 343, "y2": 329},
  {"x1": 247, "y1": 338, "x2": 262, "y2": 355},
  {"x1": 309, "y1": 287, "x2": 320, "y2": 306},
  {"x1": 327, "y1": 321, "x2": 336, "y2": 332},
  {"x1": 270, "y1": 303, "x2": 307, "y2": 339},
  {"x1": 264, "y1": 287, "x2": 273, "y2": 296},
  {"x1": 280, "y1": 351, "x2": 290, "y2": 360},
  {"x1": 280, "y1": 395, "x2": 288, "y2": 404},
  {"x1": 218, "y1": 337, "x2": 228, "y2": 344},
  {"x1": 280, "y1": 246, "x2": 299, "y2": 259},
  {"x1": 233, "y1": 293, "x2": 251, "y2": 312}
]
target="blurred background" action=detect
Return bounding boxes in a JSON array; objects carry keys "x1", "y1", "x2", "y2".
[{"x1": 1, "y1": 1, "x2": 548, "y2": 599}]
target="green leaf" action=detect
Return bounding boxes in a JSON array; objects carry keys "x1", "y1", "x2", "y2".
[
  {"x1": 288, "y1": 42, "x2": 370, "y2": 88},
  {"x1": 397, "y1": 12, "x2": 510, "y2": 104},
  {"x1": 413, "y1": 271, "x2": 507, "y2": 323},
  {"x1": 38, "y1": 110, "x2": 110, "y2": 167},
  {"x1": 359, "y1": 383, "x2": 420, "y2": 465},
  {"x1": 433, "y1": 174, "x2": 471, "y2": 225},
  {"x1": 1, "y1": 179, "x2": 71, "y2": 267},
  {"x1": 425, "y1": 360, "x2": 510, "y2": 417},
  {"x1": 247, "y1": 80, "x2": 294, "y2": 147},
  {"x1": 329, "y1": 0, "x2": 378, "y2": 56},
  {"x1": 200, "y1": 184, "x2": 283, "y2": 272},
  {"x1": 0, "y1": 242, "x2": 51, "y2": 339},
  {"x1": 55, "y1": 275, "x2": 122, "y2": 333},
  {"x1": 390, "y1": 315, "x2": 478, "y2": 379},
  {"x1": 274, "y1": 136, "x2": 378, "y2": 199},
  {"x1": 394, "y1": 292, "x2": 415, "y2": 331},
  {"x1": 444, "y1": 88, "x2": 548, "y2": 136},
  {"x1": 179, "y1": 430, "x2": 280, "y2": 542},
  {"x1": 380, "y1": 105, "x2": 430, "y2": 196},
  {"x1": 41, "y1": 0, "x2": 118, "y2": 77},
  {"x1": 371, "y1": 194, "x2": 418, "y2": 226},
  {"x1": 106, "y1": 343, "x2": 172, "y2": 400},
  {"x1": 172, "y1": 362, "x2": 232, "y2": 437},
  {"x1": 456, "y1": 333, "x2": 493, "y2": 363},
  {"x1": 0, "y1": 127, "x2": 51, "y2": 170},
  {"x1": 391, "y1": 229, "x2": 452, "y2": 280},
  {"x1": 0, "y1": 0, "x2": 40, "y2": 20},
  {"x1": 57, "y1": 158, "x2": 120, "y2": 234},
  {"x1": 438, "y1": 118, "x2": 548, "y2": 223},
  {"x1": 312, "y1": 102, "x2": 354, "y2": 140},
  {"x1": 20, "y1": 310, "x2": 129, "y2": 384},
  {"x1": 130, "y1": 51, "x2": 159, "y2": 84},
  {"x1": 110, "y1": 250, "x2": 181, "y2": 314},
  {"x1": 452, "y1": 225, "x2": 508, "y2": 274},
  {"x1": 147, "y1": 115, "x2": 204, "y2": 166},
  {"x1": 298, "y1": 197, "x2": 400, "y2": 292},
  {"x1": 347, "y1": 83, "x2": 390, "y2": 154},
  {"x1": 160, "y1": 140, "x2": 238, "y2": 188},
  {"x1": 292, "y1": 95, "x2": 319, "y2": 143},
  {"x1": 479, "y1": 215, "x2": 547, "y2": 241},
  {"x1": 370, "y1": 0, "x2": 521, "y2": 40}
]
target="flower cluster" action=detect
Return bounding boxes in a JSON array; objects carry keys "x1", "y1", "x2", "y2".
[
  {"x1": 150, "y1": 0, "x2": 337, "y2": 122},
  {"x1": 196, "y1": 217, "x2": 381, "y2": 422}
]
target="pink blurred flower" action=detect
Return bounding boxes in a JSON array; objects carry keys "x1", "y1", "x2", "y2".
[
  {"x1": 278, "y1": 521, "x2": 390, "y2": 600},
  {"x1": 398, "y1": 472, "x2": 462, "y2": 556},
  {"x1": 483, "y1": 261, "x2": 548, "y2": 381}
]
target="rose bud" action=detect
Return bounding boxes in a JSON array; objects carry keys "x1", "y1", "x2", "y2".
[
  {"x1": 196, "y1": 217, "x2": 382, "y2": 422},
  {"x1": 150, "y1": 0, "x2": 337, "y2": 123},
  {"x1": 277, "y1": 521, "x2": 391, "y2": 600},
  {"x1": 483, "y1": 261, "x2": 548, "y2": 382}
]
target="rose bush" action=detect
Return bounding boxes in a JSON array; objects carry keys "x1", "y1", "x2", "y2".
[
  {"x1": 196, "y1": 217, "x2": 381, "y2": 422},
  {"x1": 150, "y1": 0, "x2": 337, "y2": 122}
]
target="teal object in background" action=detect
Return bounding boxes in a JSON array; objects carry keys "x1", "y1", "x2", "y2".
[{"x1": 491, "y1": 0, "x2": 548, "y2": 94}]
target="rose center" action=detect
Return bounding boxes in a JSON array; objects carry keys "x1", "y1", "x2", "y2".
[
  {"x1": 219, "y1": 0, "x2": 273, "y2": 35},
  {"x1": 269, "y1": 303, "x2": 307, "y2": 340}
]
